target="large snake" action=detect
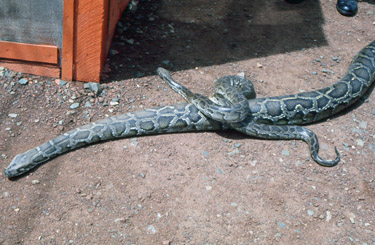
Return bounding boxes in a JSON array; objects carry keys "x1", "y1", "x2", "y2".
[{"x1": 4, "y1": 41, "x2": 375, "y2": 177}]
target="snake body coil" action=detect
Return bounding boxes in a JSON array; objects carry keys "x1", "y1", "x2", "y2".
[{"x1": 4, "y1": 41, "x2": 375, "y2": 177}]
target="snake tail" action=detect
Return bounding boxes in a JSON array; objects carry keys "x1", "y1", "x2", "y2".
[
  {"x1": 232, "y1": 121, "x2": 340, "y2": 167},
  {"x1": 4, "y1": 104, "x2": 222, "y2": 177}
]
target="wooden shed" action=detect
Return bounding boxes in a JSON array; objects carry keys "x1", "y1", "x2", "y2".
[{"x1": 0, "y1": 0, "x2": 131, "y2": 82}]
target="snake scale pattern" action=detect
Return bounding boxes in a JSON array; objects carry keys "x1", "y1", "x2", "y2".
[{"x1": 4, "y1": 41, "x2": 375, "y2": 177}]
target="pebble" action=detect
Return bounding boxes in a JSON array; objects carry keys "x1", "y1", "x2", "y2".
[
  {"x1": 114, "y1": 217, "x2": 126, "y2": 223},
  {"x1": 110, "y1": 101, "x2": 119, "y2": 106},
  {"x1": 205, "y1": 185, "x2": 212, "y2": 191},
  {"x1": 227, "y1": 149, "x2": 240, "y2": 155},
  {"x1": 350, "y1": 217, "x2": 355, "y2": 224},
  {"x1": 278, "y1": 222, "x2": 287, "y2": 228},
  {"x1": 237, "y1": 72, "x2": 245, "y2": 78},
  {"x1": 31, "y1": 180, "x2": 40, "y2": 185},
  {"x1": 307, "y1": 210, "x2": 314, "y2": 216},
  {"x1": 85, "y1": 101, "x2": 92, "y2": 108},
  {"x1": 326, "y1": 211, "x2": 332, "y2": 222},
  {"x1": 59, "y1": 80, "x2": 67, "y2": 86},
  {"x1": 322, "y1": 68, "x2": 334, "y2": 74},
  {"x1": 312, "y1": 71, "x2": 318, "y2": 75},
  {"x1": 281, "y1": 149, "x2": 290, "y2": 156},
  {"x1": 8, "y1": 113, "x2": 18, "y2": 118},
  {"x1": 130, "y1": 138, "x2": 138, "y2": 147},
  {"x1": 356, "y1": 139, "x2": 364, "y2": 147},
  {"x1": 202, "y1": 150, "x2": 209, "y2": 158},
  {"x1": 18, "y1": 78, "x2": 28, "y2": 85},
  {"x1": 217, "y1": 168, "x2": 223, "y2": 174},
  {"x1": 70, "y1": 103, "x2": 80, "y2": 109},
  {"x1": 88, "y1": 82, "x2": 102, "y2": 96},
  {"x1": 147, "y1": 225, "x2": 157, "y2": 234},
  {"x1": 359, "y1": 121, "x2": 367, "y2": 129}
]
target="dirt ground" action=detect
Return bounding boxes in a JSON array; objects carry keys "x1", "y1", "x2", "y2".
[{"x1": 1, "y1": 0, "x2": 375, "y2": 244}]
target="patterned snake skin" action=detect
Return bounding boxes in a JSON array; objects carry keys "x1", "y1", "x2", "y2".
[{"x1": 4, "y1": 41, "x2": 375, "y2": 177}]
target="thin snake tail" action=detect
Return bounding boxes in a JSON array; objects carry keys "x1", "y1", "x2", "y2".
[{"x1": 4, "y1": 103, "x2": 223, "y2": 177}]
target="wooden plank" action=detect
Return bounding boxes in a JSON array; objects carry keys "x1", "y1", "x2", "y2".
[
  {"x1": 61, "y1": 0, "x2": 75, "y2": 81},
  {"x1": 0, "y1": 59, "x2": 60, "y2": 78},
  {"x1": 74, "y1": 0, "x2": 109, "y2": 82},
  {"x1": 0, "y1": 41, "x2": 59, "y2": 64}
]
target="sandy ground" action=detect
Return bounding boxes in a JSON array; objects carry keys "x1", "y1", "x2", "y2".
[{"x1": 1, "y1": 0, "x2": 375, "y2": 244}]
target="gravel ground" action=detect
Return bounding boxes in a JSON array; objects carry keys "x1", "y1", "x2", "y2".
[{"x1": 1, "y1": 0, "x2": 375, "y2": 244}]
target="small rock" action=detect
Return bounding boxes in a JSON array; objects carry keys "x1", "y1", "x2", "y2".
[
  {"x1": 110, "y1": 101, "x2": 119, "y2": 106},
  {"x1": 350, "y1": 217, "x2": 355, "y2": 224},
  {"x1": 359, "y1": 121, "x2": 367, "y2": 129},
  {"x1": 70, "y1": 103, "x2": 80, "y2": 109},
  {"x1": 278, "y1": 222, "x2": 287, "y2": 228},
  {"x1": 307, "y1": 210, "x2": 314, "y2": 216},
  {"x1": 205, "y1": 185, "x2": 212, "y2": 191},
  {"x1": 18, "y1": 78, "x2": 28, "y2": 85},
  {"x1": 85, "y1": 101, "x2": 92, "y2": 108},
  {"x1": 202, "y1": 150, "x2": 209, "y2": 158},
  {"x1": 256, "y1": 63, "x2": 263, "y2": 68},
  {"x1": 88, "y1": 82, "x2": 102, "y2": 96},
  {"x1": 32, "y1": 180, "x2": 40, "y2": 185},
  {"x1": 59, "y1": 80, "x2": 67, "y2": 86},
  {"x1": 237, "y1": 72, "x2": 245, "y2": 78},
  {"x1": 140, "y1": 173, "x2": 146, "y2": 178},
  {"x1": 228, "y1": 149, "x2": 240, "y2": 155},
  {"x1": 147, "y1": 225, "x2": 157, "y2": 234},
  {"x1": 322, "y1": 68, "x2": 334, "y2": 74},
  {"x1": 281, "y1": 149, "x2": 290, "y2": 156},
  {"x1": 356, "y1": 139, "x2": 364, "y2": 147},
  {"x1": 326, "y1": 211, "x2": 332, "y2": 222},
  {"x1": 130, "y1": 138, "x2": 138, "y2": 147},
  {"x1": 8, "y1": 113, "x2": 18, "y2": 118},
  {"x1": 114, "y1": 217, "x2": 126, "y2": 223},
  {"x1": 126, "y1": 39, "x2": 135, "y2": 45}
]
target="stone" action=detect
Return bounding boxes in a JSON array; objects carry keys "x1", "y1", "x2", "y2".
[
  {"x1": 18, "y1": 78, "x2": 28, "y2": 85},
  {"x1": 70, "y1": 103, "x2": 80, "y2": 109}
]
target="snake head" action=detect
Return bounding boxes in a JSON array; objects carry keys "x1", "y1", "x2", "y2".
[{"x1": 4, "y1": 149, "x2": 44, "y2": 178}]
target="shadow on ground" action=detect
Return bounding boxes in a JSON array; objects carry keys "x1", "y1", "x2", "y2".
[{"x1": 105, "y1": 0, "x2": 327, "y2": 81}]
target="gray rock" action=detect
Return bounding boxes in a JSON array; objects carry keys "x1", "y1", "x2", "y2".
[
  {"x1": 88, "y1": 82, "x2": 102, "y2": 96},
  {"x1": 8, "y1": 113, "x2": 18, "y2": 118},
  {"x1": 59, "y1": 80, "x2": 67, "y2": 86},
  {"x1": 278, "y1": 222, "x2": 287, "y2": 228},
  {"x1": 147, "y1": 225, "x2": 157, "y2": 234},
  {"x1": 359, "y1": 121, "x2": 367, "y2": 129},
  {"x1": 281, "y1": 149, "x2": 290, "y2": 156},
  {"x1": 202, "y1": 151, "x2": 209, "y2": 158},
  {"x1": 70, "y1": 103, "x2": 80, "y2": 109},
  {"x1": 18, "y1": 78, "x2": 28, "y2": 85},
  {"x1": 85, "y1": 101, "x2": 92, "y2": 108}
]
